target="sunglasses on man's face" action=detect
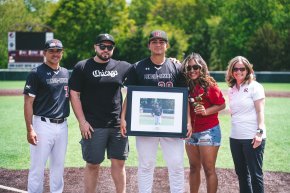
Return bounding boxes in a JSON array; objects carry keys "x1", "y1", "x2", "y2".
[
  {"x1": 187, "y1": 65, "x2": 201, "y2": 71},
  {"x1": 97, "y1": 44, "x2": 114, "y2": 51},
  {"x1": 233, "y1": 67, "x2": 246, "y2": 72}
]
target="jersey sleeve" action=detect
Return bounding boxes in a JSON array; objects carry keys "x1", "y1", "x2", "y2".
[
  {"x1": 176, "y1": 73, "x2": 187, "y2": 87},
  {"x1": 69, "y1": 62, "x2": 84, "y2": 92},
  {"x1": 124, "y1": 62, "x2": 138, "y2": 86},
  {"x1": 23, "y1": 69, "x2": 39, "y2": 97},
  {"x1": 122, "y1": 62, "x2": 133, "y2": 84},
  {"x1": 170, "y1": 60, "x2": 187, "y2": 87}
]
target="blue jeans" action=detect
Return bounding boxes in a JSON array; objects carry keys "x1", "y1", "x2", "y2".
[{"x1": 230, "y1": 138, "x2": 266, "y2": 193}]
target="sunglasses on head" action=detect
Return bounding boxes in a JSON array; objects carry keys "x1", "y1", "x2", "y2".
[
  {"x1": 97, "y1": 44, "x2": 114, "y2": 51},
  {"x1": 233, "y1": 67, "x2": 246, "y2": 72},
  {"x1": 187, "y1": 65, "x2": 201, "y2": 71}
]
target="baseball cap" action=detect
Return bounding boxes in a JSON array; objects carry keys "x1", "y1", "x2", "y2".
[
  {"x1": 95, "y1": 33, "x2": 115, "y2": 45},
  {"x1": 44, "y1": 39, "x2": 63, "y2": 50},
  {"x1": 149, "y1": 30, "x2": 168, "y2": 42}
]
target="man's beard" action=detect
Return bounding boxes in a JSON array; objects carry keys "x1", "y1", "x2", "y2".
[{"x1": 96, "y1": 51, "x2": 112, "y2": 61}]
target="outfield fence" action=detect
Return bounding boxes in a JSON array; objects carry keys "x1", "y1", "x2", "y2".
[{"x1": 0, "y1": 69, "x2": 290, "y2": 83}]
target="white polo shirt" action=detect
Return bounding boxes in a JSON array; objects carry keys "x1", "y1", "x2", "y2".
[{"x1": 228, "y1": 81, "x2": 266, "y2": 139}]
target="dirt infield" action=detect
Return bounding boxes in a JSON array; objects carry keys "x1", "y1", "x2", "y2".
[
  {"x1": 0, "y1": 167, "x2": 289, "y2": 193},
  {"x1": 0, "y1": 89, "x2": 23, "y2": 96}
]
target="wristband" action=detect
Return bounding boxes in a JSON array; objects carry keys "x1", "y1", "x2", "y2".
[{"x1": 257, "y1": 128, "x2": 264, "y2": 134}]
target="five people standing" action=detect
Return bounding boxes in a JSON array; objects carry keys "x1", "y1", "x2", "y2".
[{"x1": 23, "y1": 32, "x2": 267, "y2": 193}]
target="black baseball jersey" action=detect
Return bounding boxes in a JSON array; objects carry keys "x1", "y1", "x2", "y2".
[
  {"x1": 124, "y1": 57, "x2": 183, "y2": 87},
  {"x1": 69, "y1": 58, "x2": 132, "y2": 128},
  {"x1": 23, "y1": 63, "x2": 70, "y2": 118}
]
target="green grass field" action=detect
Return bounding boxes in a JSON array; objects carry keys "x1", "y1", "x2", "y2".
[
  {"x1": 0, "y1": 81, "x2": 290, "y2": 172},
  {"x1": 1, "y1": 81, "x2": 290, "y2": 92}
]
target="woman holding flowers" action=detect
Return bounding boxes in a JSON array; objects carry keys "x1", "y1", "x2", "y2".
[{"x1": 181, "y1": 53, "x2": 225, "y2": 193}]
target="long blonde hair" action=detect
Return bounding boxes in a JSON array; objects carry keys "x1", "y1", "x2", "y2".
[
  {"x1": 225, "y1": 56, "x2": 255, "y2": 88},
  {"x1": 181, "y1": 53, "x2": 217, "y2": 94}
]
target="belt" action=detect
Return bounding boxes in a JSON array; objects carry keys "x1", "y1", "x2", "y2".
[{"x1": 41, "y1": 117, "x2": 66, "y2": 124}]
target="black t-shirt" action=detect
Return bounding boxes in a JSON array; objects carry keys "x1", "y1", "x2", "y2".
[
  {"x1": 125, "y1": 57, "x2": 183, "y2": 87},
  {"x1": 69, "y1": 58, "x2": 132, "y2": 128},
  {"x1": 23, "y1": 63, "x2": 70, "y2": 118}
]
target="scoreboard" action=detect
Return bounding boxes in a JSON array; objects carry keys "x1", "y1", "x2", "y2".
[{"x1": 8, "y1": 32, "x2": 53, "y2": 69}]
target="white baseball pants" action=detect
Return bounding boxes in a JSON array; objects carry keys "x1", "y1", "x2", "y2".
[
  {"x1": 154, "y1": 115, "x2": 162, "y2": 125},
  {"x1": 136, "y1": 136, "x2": 185, "y2": 193},
  {"x1": 28, "y1": 115, "x2": 68, "y2": 193}
]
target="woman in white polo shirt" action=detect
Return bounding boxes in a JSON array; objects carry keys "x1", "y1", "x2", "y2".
[{"x1": 226, "y1": 56, "x2": 266, "y2": 193}]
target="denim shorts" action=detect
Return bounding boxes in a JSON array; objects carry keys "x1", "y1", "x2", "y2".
[{"x1": 186, "y1": 124, "x2": 221, "y2": 146}]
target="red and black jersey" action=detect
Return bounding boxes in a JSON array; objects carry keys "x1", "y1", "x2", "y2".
[
  {"x1": 23, "y1": 63, "x2": 70, "y2": 118},
  {"x1": 125, "y1": 57, "x2": 183, "y2": 87}
]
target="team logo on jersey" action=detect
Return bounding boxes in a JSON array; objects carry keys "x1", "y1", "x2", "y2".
[
  {"x1": 46, "y1": 78, "x2": 68, "y2": 84},
  {"x1": 144, "y1": 73, "x2": 172, "y2": 80},
  {"x1": 92, "y1": 70, "x2": 118, "y2": 77},
  {"x1": 25, "y1": 85, "x2": 31, "y2": 89}
]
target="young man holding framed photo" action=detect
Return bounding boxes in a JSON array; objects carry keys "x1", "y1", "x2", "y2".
[{"x1": 121, "y1": 30, "x2": 192, "y2": 193}]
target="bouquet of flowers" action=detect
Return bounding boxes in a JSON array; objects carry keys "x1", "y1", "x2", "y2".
[
  {"x1": 188, "y1": 93, "x2": 204, "y2": 107},
  {"x1": 188, "y1": 93, "x2": 204, "y2": 130}
]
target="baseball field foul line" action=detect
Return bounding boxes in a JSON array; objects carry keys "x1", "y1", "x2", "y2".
[{"x1": 0, "y1": 185, "x2": 27, "y2": 193}]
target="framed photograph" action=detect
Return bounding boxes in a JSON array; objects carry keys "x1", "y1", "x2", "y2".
[{"x1": 126, "y1": 86, "x2": 188, "y2": 138}]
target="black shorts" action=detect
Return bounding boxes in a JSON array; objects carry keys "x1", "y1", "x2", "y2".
[{"x1": 80, "y1": 128, "x2": 129, "y2": 164}]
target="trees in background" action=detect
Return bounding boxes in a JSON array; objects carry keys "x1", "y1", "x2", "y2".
[
  {"x1": 0, "y1": 0, "x2": 289, "y2": 70},
  {"x1": 48, "y1": 0, "x2": 135, "y2": 68},
  {"x1": 213, "y1": 0, "x2": 290, "y2": 71}
]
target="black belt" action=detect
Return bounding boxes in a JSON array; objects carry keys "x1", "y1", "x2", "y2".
[{"x1": 41, "y1": 117, "x2": 66, "y2": 124}]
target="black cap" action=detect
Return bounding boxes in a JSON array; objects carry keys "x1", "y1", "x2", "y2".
[
  {"x1": 95, "y1": 33, "x2": 115, "y2": 45},
  {"x1": 44, "y1": 39, "x2": 63, "y2": 50},
  {"x1": 149, "y1": 30, "x2": 168, "y2": 42}
]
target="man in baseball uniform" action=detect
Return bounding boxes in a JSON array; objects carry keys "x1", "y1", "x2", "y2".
[
  {"x1": 151, "y1": 102, "x2": 163, "y2": 126},
  {"x1": 120, "y1": 30, "x2": 192, "y2": 193},
  {"x1": 69, "y1": 33, "x2": 132, "y2": 193},
  {"x1": 24, "y1": 39, "x2": 70, "y2": 193}
]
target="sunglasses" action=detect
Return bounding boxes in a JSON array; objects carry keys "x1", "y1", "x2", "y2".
[
  {"x1": 187, "y1": 65, "x2": 201, "y2": 71},
  {"x1": 233, "y1": 67, "x2": 246, "y2": 72},
  {"x1": 97, "y1": 44, "x2": 114, "y2": 51}
]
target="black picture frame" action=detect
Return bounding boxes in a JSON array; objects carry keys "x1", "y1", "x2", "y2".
[{"x1": 126, "y1": 86, "x2": 188, "y2": 138}]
